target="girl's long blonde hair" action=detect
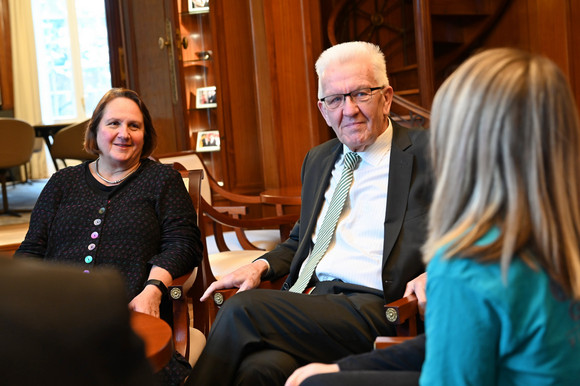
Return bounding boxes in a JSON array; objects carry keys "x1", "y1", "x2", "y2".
[{"x1": 424, "y1": 48, "x2": 580, "y2": 299}]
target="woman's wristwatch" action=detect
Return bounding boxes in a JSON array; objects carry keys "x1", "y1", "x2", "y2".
[{"x1": 144, "y1": 279, "x2": 168, "y2": 296}]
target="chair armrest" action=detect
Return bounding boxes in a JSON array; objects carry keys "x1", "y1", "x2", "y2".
[
  {"x1": 385, "y1": 293, "x2": 418, "y2": 324},
  {"x1": 373, "y1": 294, "x2": 420, "y2": 350},
  {"x1": 168, "y1": 270, "x2": 197, "y2": 359},
  {"x1": 384, "y1": 293, "x2": 419, "y2": 336},
  {"x1": 214, "y1": 205, "x2": 248, "y2": 216},
  {"x1": 212, "y1": 275, "x2": 287, "y2": 307},
  {"x1": 374, "y1": 336, "x2": 414, "y2": 349}
]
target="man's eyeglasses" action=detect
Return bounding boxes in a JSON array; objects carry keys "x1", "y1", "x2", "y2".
[{"x1": 319, "y1": 86, "x2": 385, "y2": 110}]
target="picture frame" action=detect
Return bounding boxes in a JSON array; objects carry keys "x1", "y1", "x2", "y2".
[
  {"x1": 188, "y1": 0, "x2": 209, "y2": 14},
  {"x1": 196, "y1": 130, "x2": 220, "y2": 152},
  {"x1": 195, "y1": 86, "x2": 217, "y2": 109}
]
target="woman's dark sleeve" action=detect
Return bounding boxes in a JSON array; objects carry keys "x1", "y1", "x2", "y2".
[
  {"x1": 337, "y1": 334, "x2": 425, "y2": 372},
  {"x1": 149, "y1": 167, "x2": 203, "y2": 278},
  {"x1": 15, "y1": 173, "x2": 64, "y2": 259}
]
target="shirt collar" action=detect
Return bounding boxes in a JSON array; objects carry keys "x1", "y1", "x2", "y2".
[{"x1": 342, "y1": 118, "x2": 393, "y2": 167}]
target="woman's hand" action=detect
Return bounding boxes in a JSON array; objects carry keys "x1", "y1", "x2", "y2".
[
  {"x1": 285, "y1": 363, "x2": 340, "y2": 386},
  {"x1": 129, "y1": 265, "x2": 173, "y2": 318},
  {"x1": 129, "y1": 285, "x2": 163, "y2": 318}
]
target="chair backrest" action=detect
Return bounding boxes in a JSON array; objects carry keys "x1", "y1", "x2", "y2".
[
  {"x1": 177, "y1": 168, "x2": 204, "y2": 226},
  {"x1": 50, "y1": 119, "x2": 97, "y2": 168},
  {"x1": 155, "y1": 150, "x2": 212, "y2": 204},
  {"x1": 0, "y1": 118, "x2": 36, "y2": 169},
  {"x1": 155, "y1": 151, "x2": 297, "y2": 216},
  {"x1": 170, "y1": 160, "x2": 298, "y2": 250}
]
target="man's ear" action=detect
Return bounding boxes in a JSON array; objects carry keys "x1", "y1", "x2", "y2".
[
  {"x1": 382, "y1": 86, "x2": 394, "y2": 116},
  {"x1": 317, "y1": 101, "x2": 332, "y2": 127}
]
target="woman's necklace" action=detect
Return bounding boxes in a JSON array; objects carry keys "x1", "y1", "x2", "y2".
[{"x1": 95, "y1": 157, "x2": 139, "y2": 185}]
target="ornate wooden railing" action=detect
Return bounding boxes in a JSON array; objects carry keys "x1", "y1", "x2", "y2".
[{"x1": 391, "y1": 93, "x2": 430, "y2": 129}]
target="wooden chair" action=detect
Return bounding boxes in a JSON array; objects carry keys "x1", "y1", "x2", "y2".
[
  {"x1": 195, "y1": 184, "x2": 298, "y2": 335},
  {"x1": 24, "y1": 138, "x2": 44, "y2": 182},
  {"x1": 0, "y1": 118, "x2": 36, "y2": 216},
  {"x1": 167, "y1": 163, "x2": 299, "y2": 336},
  {"x1": 155, "y1": 151, "x2": 299, "y2": 278},
  {"x1": 165, "y1": 168, "x2": 206, "y2": 366},
  {"x1": 49, "y1": 119, "x2": 97, "y2": 170},
  {"x1": 155, "y1": 150, "x2": 295, "y2": 252},
  {"x1": 374, "y1": 293, "x2": 420, "y2": 349}
]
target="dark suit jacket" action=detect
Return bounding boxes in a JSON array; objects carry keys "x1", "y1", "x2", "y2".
[
  {"x1": 263, "y1": 123, "x2": 431, "y2": 303},
  {"x1": 0, "y1": 256, "x2": 155, "y2": 386}
]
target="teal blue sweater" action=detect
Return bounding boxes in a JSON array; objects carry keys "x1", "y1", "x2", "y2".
[{"x1": 421, "y1": 229, "x2": 580, "y2": 385}]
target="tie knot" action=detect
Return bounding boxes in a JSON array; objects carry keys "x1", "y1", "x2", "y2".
[{"x1": 343, "y1": 152, "x2": 361, "y2": 171}]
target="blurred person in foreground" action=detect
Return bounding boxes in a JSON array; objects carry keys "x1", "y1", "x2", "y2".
[{"x1": 0, "y1": 253, "x2": 155, "y2": 386}]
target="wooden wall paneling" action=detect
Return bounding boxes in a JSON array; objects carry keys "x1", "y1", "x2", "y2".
[
  {"x1": 248, "y1": 0, "x2": 277, "y2": 190},
  {"x1": 119, "y1": 0, "x2": 187, "y2": 155},
  {"x1": 309, "y1": 0, "x2": 330, "y2": 139},
  {"x1": 104, "y1": 0, "x2": 126, "y2": 88},
  {"x1": 0, "y1": 0, "x2": 13, "y2": 111},
  {"x1": 308, "y1": 0, "x2": 333, "y2": 159},
  {"x1": 475, "y1": 0, "x2": 530, "y2": 53},
  {"x1": 210, "y1": 0, "x2": 262, "y2": 193},
  {"x1": 527, "y1": 0, "x2": 571, "y2": 77},
  {"x1": 526, "y1": 0, "x2": 580, "y2": 112},
  {"x1": 477, "y1": 0, "x2": 580, "y2": 110},
  {"x1": 257, "y1": 0, "x2": 328, "y2": 189},
  {"x1": 569, "y1": 0, "x2": 580, "y2": 111},
  {"x1": 413, "y1": 0, "x2": 435, "y2": 108}
]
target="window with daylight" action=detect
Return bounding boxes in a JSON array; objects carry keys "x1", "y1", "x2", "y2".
[{"x1": 31, "y1": 0, "x2": 111, "y2": 124}]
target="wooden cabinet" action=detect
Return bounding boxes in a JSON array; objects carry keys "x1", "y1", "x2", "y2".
[{"x1": 176, "y1": 0, "x2": 222, "y2": 182}]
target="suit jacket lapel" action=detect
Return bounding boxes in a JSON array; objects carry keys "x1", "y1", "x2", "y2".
[
  {"x1": 382, "y1": 124, "x2": 414, "y2": 267},
  {"x1": 299, "y1": 142, "x2": 342, "y2": 259}
]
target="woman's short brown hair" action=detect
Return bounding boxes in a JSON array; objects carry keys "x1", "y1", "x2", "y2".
[{"x1": 84, "y1": 88, "x2": 157, "y2": 158}]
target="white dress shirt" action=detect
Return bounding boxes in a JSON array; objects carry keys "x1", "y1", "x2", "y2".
[{"x1": 304, "y1": 120, "x2": 393, "y2": 291}]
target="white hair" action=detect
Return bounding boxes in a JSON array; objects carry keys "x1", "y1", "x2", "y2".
[{"x1": 315, "y1": 41, "x2": 389, "y2": 98}]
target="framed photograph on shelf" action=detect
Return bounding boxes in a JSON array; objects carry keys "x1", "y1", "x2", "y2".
[
  {"x1": 196, "y1": 130, "x2": 220, "y2": 152},
  {"x1": 196, "y1": 86, "x2": 217, "y2": 109},
  {"x1": 188, "y1": 0, "x2": 209, "y2": 14}
]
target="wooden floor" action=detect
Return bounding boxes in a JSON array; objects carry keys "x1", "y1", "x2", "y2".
[
  {"x1": 0, "y1": 180, "x2": 43, "y2": 255},
  {"x1": 0, "y1": 222, "x2": 28, "y2": 255}
]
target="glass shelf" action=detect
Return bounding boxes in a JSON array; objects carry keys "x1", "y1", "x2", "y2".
[
  {"x1": 183, "y1": 60, "x2": 211, "y2": 66},
  {"x1": 187, "y1": 107, "x2": 215, "y2": 112},
  {"x1": 178, "y1": 0, "x2": 223, "y2": 181},
  {"x1": 186, "y1": 8, "x2": 209, "y2": 15}
]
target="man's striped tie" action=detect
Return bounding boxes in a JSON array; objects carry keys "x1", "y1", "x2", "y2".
[{"x1": 289, "y1": 151, "x2": 361, "y2": 293}]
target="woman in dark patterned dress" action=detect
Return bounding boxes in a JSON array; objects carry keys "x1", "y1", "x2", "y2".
[{"x1": 16, "y1": 88, "x2": 203, "y2": 385}]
